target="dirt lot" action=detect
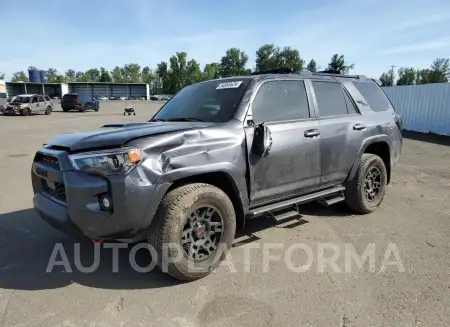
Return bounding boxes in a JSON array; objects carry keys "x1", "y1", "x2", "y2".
[{"x1": 0, "y1": 101, "x2": 449, "y2": 327}]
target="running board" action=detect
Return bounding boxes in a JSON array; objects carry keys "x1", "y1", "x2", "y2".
[{"x1": 248, "y1": 186, "x2": 345, "y2": 218}]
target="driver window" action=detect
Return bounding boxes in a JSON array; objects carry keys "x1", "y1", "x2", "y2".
[
  {"x1": 32, "y1": 97, "x2": 38, "y2": 103},
  {"x1": 252, "y1": 80, "x2": 310, "y2": 123}
]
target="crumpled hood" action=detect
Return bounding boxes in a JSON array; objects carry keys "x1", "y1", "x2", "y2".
[{"x1": 46, "y1": 121, "x2": 215, "y2": 151}]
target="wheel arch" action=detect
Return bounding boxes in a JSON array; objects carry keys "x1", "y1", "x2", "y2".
[
  {"x1": 348, "y1": 136, "x2": 392, "y2": 184},
  {"x1": 163, "y1": 170, "x2": 247, "y2": 228}
]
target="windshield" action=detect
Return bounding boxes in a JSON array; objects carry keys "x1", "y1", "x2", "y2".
[
  {"x1": 152, "y1": 78, "x2": 250, "y2": 123},
  {"x1": 11, "y1": 96, "x2": 30, "y2": 103}
]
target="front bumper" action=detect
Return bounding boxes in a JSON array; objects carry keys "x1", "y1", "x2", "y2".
[
  {"x1": 31, "y1": 148, "x2": 171, "y2": 240},
  {"x1": 3, "y1": 106, "x2": 20, "y2": 115}
]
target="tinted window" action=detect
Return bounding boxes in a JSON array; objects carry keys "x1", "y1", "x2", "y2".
[
  {"x1": 312, "y1": 81, "x2": 348, "y2": 117},
  {"x1": 44, "y1": 96, "x2": 51, "y2": 101},
  {"x1": 343, "y1": 90, "x2": 358, "y2": 114},
  {"x1": 352, "y1": 81, "x2": 390, "y2": 112},
  {"x1": 32, "y1": 97, "x2": 38, "y2": 103},
  {"x1": 63, "y1": 94, "x2": 77, "y2": 101},
  {"x1": 252, "y1": 80, "x2": 310, "y2": 122},
  {"x1": 153, "y1": 79, "x2": 250, "y2": 123},
  {"x1": 38, "y1": 95, "x2": 45, "y2": 102}
]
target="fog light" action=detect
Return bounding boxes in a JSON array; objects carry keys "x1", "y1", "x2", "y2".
[{"x1": 99, "y1": 194, "x2": 112, "y2": 211}]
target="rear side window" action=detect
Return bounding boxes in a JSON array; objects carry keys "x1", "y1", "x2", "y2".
[
  {"x1": 44, "y1": 96, "x2": 51, "y2": 101},
  {"x1": 352, "y1": 81, "x2": 390, "y2": 112},
  {"x1": 252, "y1": 80, "x2": 310, "y2": 122},
  {"x1": 312, "y1": 81, "x2": 349, "y2": 117},
  {"x1": 343, "y1": 90, "x2": 358, "y2": 114},
  {"x1": 37, "y1": 95, "x2": 45, "y2": 102}
]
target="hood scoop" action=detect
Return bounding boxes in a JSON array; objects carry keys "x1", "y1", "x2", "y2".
[{"x1": 102, "y1": 122, "x2": 150, "y2": 128}]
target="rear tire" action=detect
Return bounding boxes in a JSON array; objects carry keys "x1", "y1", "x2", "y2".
[
  {"x1": 345, "y1": 154, "x2": 387, "y2": 214},
  {"x1": 79, "y1": 106, "x2": 86, "y2": 112},
  {"x1": 148, "y1": 183, "x2": 236, "y2": 281}
]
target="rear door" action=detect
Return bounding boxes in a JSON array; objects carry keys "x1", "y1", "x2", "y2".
[
  {"x1": 30, "y1": 96, "x2": 40, "y2": 112},
  {"x1": 310, "y1": 80, "x2": 369, "y2": 186},
  {"x1": 245, "y1": 79, "x2": 322, "y2": 205}
]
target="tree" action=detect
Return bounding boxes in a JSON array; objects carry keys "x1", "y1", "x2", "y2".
[
  {"x1": 255, "y1": 44, "x2": 279, "y2": 71},
  {"x1": 0, "y1": 72, "x2": 5, "y2": 80},
  {"x1": 396, "y1": 67, "x2": 416, "y2": 85},
  {"x1": 85, "y1": 68, "x2": 100, "y2": 82},
  {"x1": 306, "y1": 59, "x2": 317, "y2": 72},
  {"x1": 220, "y1": 48, "x2": 249, "y2": 77},
  {"x1": 140, "y1": 66, "x2": 155, "y2": 84},
  {"x1": 11, "y1": 71, "x2": 28, "y2": 82},
  {"x1": 428, "y1": 58, "x2": 449, "y2": 83},
  {"x1": 203, "y1": 63, "x2": 220, "y2": 81},
  {"x1": 380, "y1": 72, "x2": 394, "y2": 86},
  {"x1": 156, "y1": 61, "x2": 170, "y2": 93},
  {"x1": 54, "y1": 75, "x2": 66, "y2": 83},
  {"x1": 122, "y1": 63, "x2": 141, "y2": 83},
  {"x1": 99, "y1": 67, "x2": 112, "y2": 82},
  {"x1": 168, "y1": 52, "x2": 187, "y2": 93},
  {"x1": 28, "y1": 66, "x2": 38, "y2": 71},
  {"x1": 65, "y1": 69, "x2": 76, "y2": 82},
  {"x1": 327, "y1": 54, "x2": 355, "y2": 74},
  {"x1": 186, "y1": 59, "x2": 202, "y2": 85},
  {"x1": 46, "y1": 68, "x2": 59, "y2": 83},
  {"x1": 75, "y1": 71, "x2": 87, "y2": 82},
  {"x1": 276, "y1": 47, "x2": 304, "y2": 71},
  {"x1": 111, "y1": 66, "x2": 123, "y2": 83}
]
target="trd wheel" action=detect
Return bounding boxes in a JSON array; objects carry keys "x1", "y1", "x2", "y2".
[
  {"x1": 123, "y1": 112, "x2": 126, "y2": 115},
  {"x1": 345, "y1": 153, "x2": 387, "y2": 214},
  {"x1": 45, "y1": 106, "x2": 52, "y2": 115},
  {"x1": 133, "y1": 113, "x2": 136, "y2": 116},
  {"x1": 148, "y1": 183, "x2": 236, "y2": 281}
]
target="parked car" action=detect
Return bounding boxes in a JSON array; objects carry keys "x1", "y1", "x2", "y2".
[
  {"x1": 119, "y1": 96, "x2": 128, "y2": 100},
  {"x1": 98, "y1": 96, "x2": 108, "y2": 100},
  {"x1": 61, "y1": 93, "x2": 99, "y2": 112},
  {"x1": 3, "y1": 94, "x2": 53, "y2": 116},
  {"x1": 31, "y1": 68, "x2": 402, "y2": 281}
]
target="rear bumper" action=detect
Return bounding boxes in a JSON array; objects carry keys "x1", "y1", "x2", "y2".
[{"x1": 32, "y1": 149, "x2": 171, "y2": 240}]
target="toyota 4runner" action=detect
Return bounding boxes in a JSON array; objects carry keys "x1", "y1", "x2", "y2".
[{"x1": 32, "y1": 69, "x2": 402, "y2": 281}]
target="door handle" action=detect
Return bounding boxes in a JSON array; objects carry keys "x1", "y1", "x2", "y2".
[
  {"x1": 304, "y1": 129, "x2": 320, "y2": 137},
  {"x1": 353, "y1": 123, "x2": 366, "y2": 131}
]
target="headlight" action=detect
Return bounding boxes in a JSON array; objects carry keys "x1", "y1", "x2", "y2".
[{"x1": 69, "y1": 147, "x2": 142, "y2": 175}]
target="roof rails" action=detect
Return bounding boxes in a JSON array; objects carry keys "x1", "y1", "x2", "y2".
[{"x1": 251, "y1": 67, "x2": 298, "y2": 75}]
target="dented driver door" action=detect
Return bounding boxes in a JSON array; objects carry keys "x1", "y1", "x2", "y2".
[{"x1": 245, "y1": 79, "x2": 322, "y2": 206}]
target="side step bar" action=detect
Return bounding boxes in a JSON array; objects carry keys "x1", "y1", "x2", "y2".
[{"x1": 248, "y1": 186, "x2": 345, "y2": 218}]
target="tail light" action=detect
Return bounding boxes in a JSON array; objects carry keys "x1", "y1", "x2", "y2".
[{"x1": 76, "y1": 98, "x2": 80, "y2": 104}]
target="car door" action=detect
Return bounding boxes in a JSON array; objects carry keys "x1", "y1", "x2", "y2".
[
  {"x1": 37, "y1": 95, "x2": 46, "y2": 113},
  {"x1": 244, "y1": 79, "x2": 322, "y2": 205},
  {"x1": 30, "y1": 96, "x2": 39, "y2": 112},
  {"x1": 310, "y1": 80, "x2": 369, "y2": 186}
]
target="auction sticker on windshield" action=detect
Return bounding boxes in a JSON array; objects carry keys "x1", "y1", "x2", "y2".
[{"x1": 216, "y1": 81, "x2": 243, "y2": 89}]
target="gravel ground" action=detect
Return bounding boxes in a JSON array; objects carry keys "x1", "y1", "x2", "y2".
[{"x1": 0, "y1": 101, "x2": 449, "y2": 327}]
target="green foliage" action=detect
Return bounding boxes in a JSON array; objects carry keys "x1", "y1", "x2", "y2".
[
  {"x1": 380, "y1": 72, "x2": 394, "y2": 87},
  {"x1": 6, "y1": 46, "x2": 449, "y2": 95},
  {"x1": 396, "y1": 68, "x2": 416, "y2": 85},
  {"x1": 327, "y1": 54, "x2": 354, "y2": 74},
  {"x1": 306, "y1": 59, "x2": 317, "y2": 72},
  {"x1": 11, "y1": 71, "x2": 28, "y2": 82},
  {"x1": 255, "y1": 44, "x2": 304, "y2": 71},
  {"x1": 219, "y1": 48, "x2": 249, "y2": 77}
]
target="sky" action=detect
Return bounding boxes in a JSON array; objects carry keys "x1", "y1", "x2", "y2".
[{"x1": 1, "y1": 0, "x2": 450, "y2": 80}]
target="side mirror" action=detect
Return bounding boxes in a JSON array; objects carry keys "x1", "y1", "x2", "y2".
[{"x1": 253, "y1": 123, "x2": 273, "y2": 157}]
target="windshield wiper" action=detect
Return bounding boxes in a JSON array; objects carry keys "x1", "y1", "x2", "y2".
[
  {"x1": 166, "y1": 117, "x2": 204, "y2": 122},
  {"x1": 149, "y1": 118, "x2": 166, "y2": 122}
]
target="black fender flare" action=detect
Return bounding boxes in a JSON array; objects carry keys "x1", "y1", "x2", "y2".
[{"x1": 347, "y1": 135, "x2": 392, "y2": 182}]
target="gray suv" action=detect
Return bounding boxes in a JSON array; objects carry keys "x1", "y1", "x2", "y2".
[{"x1": 31, "y1": 69, "x2": 402, "y2": 281}]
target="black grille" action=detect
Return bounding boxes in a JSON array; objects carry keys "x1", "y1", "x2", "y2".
[
  {"x1": 42, "y1": 179, "x2": 66, "y2": 202},
  {"x1": 35, "y1": 153, "x2": 59, "y2": 167}
]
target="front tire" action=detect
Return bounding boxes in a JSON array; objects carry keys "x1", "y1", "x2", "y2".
[
  {"x1": 345, "y1": 154, "x2": 387, "y2": 214},
  {"x1": 45, "y1": 106, "x2": 52, "y2": 115},
  {"x1": 20, "y1": 108, "x2": 31, "y2": 116},
  {"x1": 148, "y1": 183, "x2": 236, "y2": 281}
]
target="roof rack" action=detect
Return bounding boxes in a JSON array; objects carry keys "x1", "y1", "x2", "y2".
[
  {"x1": 251, "y1": 67, "x2": 368, "y2": 79},
  {"x1": 251, "y1": 67, "x2": 298, "y2": 75}
]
